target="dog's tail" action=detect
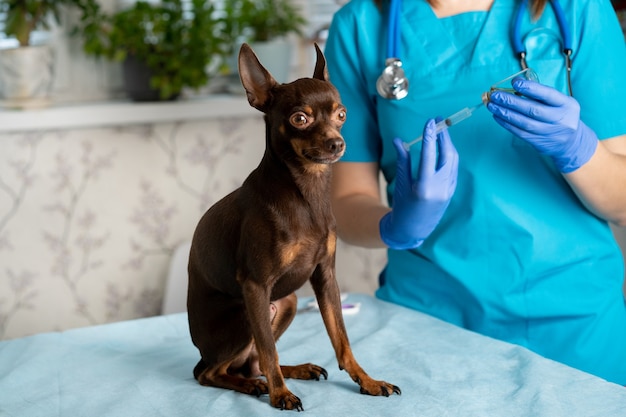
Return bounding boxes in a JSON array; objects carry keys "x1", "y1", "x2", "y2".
[{"x1": 193, "y1": 359, "x2": 208, "y2": 380}]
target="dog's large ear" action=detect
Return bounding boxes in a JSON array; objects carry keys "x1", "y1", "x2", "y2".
[
  {"x1": 312, "y1": 43, "x2": 329, "y2": 82},
  {"x1": 239, "y1": 43, "x2": 278, "y2": 112}
]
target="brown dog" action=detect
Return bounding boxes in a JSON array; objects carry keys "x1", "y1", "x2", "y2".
[{"x1": 187, "y1": 43, "x2": 400, "y2": 411}]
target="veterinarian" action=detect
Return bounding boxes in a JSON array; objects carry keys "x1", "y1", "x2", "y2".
[{"x1": 325, "y1": 0, "x2": 626, "y2": 385}]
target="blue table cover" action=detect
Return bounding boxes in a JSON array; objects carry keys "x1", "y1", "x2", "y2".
[{"x1": 1, "y1": 294, "x2": 625, "y2": 416}]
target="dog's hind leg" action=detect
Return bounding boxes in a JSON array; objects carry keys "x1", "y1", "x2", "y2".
[
  {"x1": 229, "y1": 294, "x2": 297, "y2": 378},
  {"x1": 270, "y1": 293, "x2": 297, "y2": 338},
  {"x1": 280, "y1": 364, "x2": 329, "y2": 381},
  {"x1": 195, "y1": 345, "x2": 271, "y2": 397},
  {"x1": 188, "y1": 291, "x2": 270, "y2": 395},
  {"x1": 241, "y1": 282, "x2": 304, "y2": 410},
  {"x1": 269, "y1": 293, "x2": 329, "y2": 381}
]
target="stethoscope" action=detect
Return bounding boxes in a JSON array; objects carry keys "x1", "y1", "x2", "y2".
[{"x1": 376, "y1": 0, "x2": 574, "y2": 100}]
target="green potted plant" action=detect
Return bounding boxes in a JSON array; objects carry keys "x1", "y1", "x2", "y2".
[
  {"x1": 0, "y1": 0, "x2": 101, "y2": 107},
  {"x1": 223, "y1": 0, "x2": 306, "y2": 43},
  {"x1": 81, "y1": 0, "x2": 228, "y2": 101},
  {"x1": 222, "y1": 0, "x2": 306, "y2": 84}
]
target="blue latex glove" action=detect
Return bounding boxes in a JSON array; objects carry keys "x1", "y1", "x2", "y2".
[
  {"x1": 379, "y1": 119, "x2": 459, "y2": 250},
  {"x1": 487, "y1": 79, "x2": 598, "y2": 173}
]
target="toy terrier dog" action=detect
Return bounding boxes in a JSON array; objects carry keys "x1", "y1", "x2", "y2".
[{"x1": 187, "y1": 43, "x2": 401, "y2": 411}]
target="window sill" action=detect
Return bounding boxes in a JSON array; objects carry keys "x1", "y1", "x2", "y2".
[{"x1": 0, "y1": 94, "x2": 258, "y2": 133}]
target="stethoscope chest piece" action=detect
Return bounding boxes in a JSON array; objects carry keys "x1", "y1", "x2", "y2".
[{"x1": 376, "y1": 58, "x2": 409, "y2": 100}]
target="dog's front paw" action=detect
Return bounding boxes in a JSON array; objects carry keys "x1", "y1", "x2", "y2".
[
  {"x1": 357, "y1": 377, "x2": 401, "y2": 397},
  {"x1": 270, "y1": 389, "x2": 304, "y2": 411}
]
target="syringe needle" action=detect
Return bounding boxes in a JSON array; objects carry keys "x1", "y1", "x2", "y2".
[{"x1": 402, "y1": 103, "x2": 483, "y2": 150}]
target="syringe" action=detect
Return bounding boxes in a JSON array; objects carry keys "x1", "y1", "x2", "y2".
[{"x1": 403, "y1": 102, "x2": 484, "y2": 150}]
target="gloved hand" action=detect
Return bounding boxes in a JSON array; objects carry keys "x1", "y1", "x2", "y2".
[
  {"x1": 487, "y1": 79, "x2": 598, "y2": 173},
  {"x1": 379, "y1": 119, "x2": 459, "y2": 250}
]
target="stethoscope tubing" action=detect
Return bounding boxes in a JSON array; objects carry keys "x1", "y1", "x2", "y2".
[
  {"x1": 380, "y1": 0, "x2": 574, "y2": 99},
  {"x1": 388, "y1": 0, "x2": 402, "y2": 58},
  {"x1": 512, "y1": 0, "x2": 572, "y2": 57},
  {"x1": 512, "y1": 0, "x2": 573, "y2": 95},
  {"x1": 376, "y1": 0, "x2": 408, "y2": 99}
]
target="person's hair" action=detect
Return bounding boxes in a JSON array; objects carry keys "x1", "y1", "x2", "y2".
[{"x1": 373, "y1": 1, "x2": 548, "y2": 20}]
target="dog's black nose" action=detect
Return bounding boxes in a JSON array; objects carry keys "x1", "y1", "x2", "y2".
[{"x1": 325, "y1": 138, "x2": 345, "y2": 155}]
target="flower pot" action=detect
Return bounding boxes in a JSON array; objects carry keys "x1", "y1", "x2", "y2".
[
  {"x1": 122, "y1": 54, "x2": 179, "y2": 102},
  {"x1": 0, "y1": 45, "x2": 53, "y2": 109}
]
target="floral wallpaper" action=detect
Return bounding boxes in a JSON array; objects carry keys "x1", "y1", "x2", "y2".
[{"x1": 0, "y1": 116, "x2": 386, "y2": 340}]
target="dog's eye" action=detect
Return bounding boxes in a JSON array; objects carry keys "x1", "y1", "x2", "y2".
[
  {"x1": 290, "y1": 112, "x2": 309, "y2": 127},
  {"x1": 337, "y1": 110, "x2": 346, "y2": 122}
]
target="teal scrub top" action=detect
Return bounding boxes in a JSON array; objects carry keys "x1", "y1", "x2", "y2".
[{"x1": 325, "y1": 0, "x2": 626, "y2": 385}]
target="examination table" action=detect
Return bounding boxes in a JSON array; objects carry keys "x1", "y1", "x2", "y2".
[{"x1": 1, "y1": 294, "x2": 625, "y2": 416}]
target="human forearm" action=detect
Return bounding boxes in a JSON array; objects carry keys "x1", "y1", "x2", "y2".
[
  {"x1": 331, "y1": 121, "x2": 459, "y2": 250},
  {"x1": 331, "y1": 161, "x2": 389, "y2": 248},
  {"x1": 333, "y1": 193, "x2": 390, "y2": 248},
  {"x1": 564, "y1": 136, "x2": 626, "y2": 226},
  {"x1": 487, "y1": 80, "x2": 626, "y2": 225}
]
